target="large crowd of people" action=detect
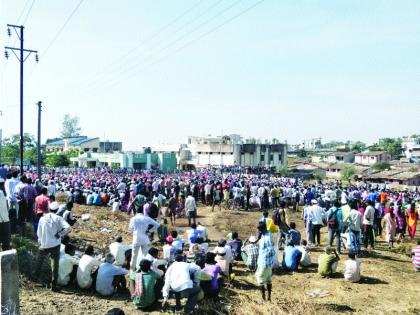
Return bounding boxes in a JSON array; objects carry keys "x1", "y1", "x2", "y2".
[{"x1": 0, "y1": 163, "x2": 419, "y2": 313}]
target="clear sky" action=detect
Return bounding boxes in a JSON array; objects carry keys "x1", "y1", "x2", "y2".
[{"x1": 0, "y1": 0, "x2": 419, "y2": 150}]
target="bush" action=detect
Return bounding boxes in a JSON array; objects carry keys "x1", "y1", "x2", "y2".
[
  {"x1": 341, "y1": 165, "x2": 356, "y2": 182},
  {"x1": 372, "y1": 161, "x2": 391, "y2": 171},
  {"x1": 45, "y1": 154, "x2": 70, "y2": 167}
]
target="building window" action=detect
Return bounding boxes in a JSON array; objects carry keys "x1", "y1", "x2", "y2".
[
  {"x1": 92, "y1": 148, "x2": 98, "y2": 153},
  {"x1": 260, "y1": 155, "x2": 265, "y2": 162},
  {"x1": 270, "y1": 154, "x2": 274, "y2": 162}
]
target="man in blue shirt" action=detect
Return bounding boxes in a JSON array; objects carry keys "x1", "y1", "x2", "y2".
[
  {"x1": 96, "y1": 253, "x2": 128, "y2": 296},
  {"x1": 282, "y1": 241, "x2": 302, "y2": 271},
  {"x1": 286, "y1": 222, "x2": 301, "y2": 246}
]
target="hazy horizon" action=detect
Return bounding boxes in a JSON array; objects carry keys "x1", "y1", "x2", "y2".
[{"x1": 1, "y1": 1, "x2": 419, "y2": 150}]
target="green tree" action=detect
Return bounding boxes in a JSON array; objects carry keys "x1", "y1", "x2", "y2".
[
  {"x1": 372, "y1": 161, "x2": 391, "y2": 171},
  {"x1": 408, "y1": 167, "x2": 418, "y2": 172},
  {"x1": 351, "y1": 141, "x2": 366, "y2": 153},
  {"x1": 45, "y1": 154, "x2": 70, "y2": 167},
  {"x1": 312, "y1": 170, "x2": 325, "y2": 181},
  {"x1": 1, "y1": 133, "x2": 37, "y2": 164},
  {"x1": 277, "y1": 165, "x2": 291, "y2": 177},
  {"x1": 341, "y1": 165, "x2": 356, "y2": 183},
  {"x1": 380, "y1": 138, "x2": 402, "y2": 160},
  {"x1": 60, "y1": 114, "x2": 81, "y2": 138}
]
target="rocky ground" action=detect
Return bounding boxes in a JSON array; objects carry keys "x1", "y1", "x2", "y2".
[{"x1": 16, "y1": 204, "x2": 420, "y2": 315}]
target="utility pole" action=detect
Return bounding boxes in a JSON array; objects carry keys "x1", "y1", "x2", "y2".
[
  {"x1": 0, "y1": 110, "x2": 3, "y2": 165},
  {"x1": 37, "y1": 101, "x2": 42, "y2": 179},
  {"x1": 4, "y1": 24, "x2": 39, "y2": 174}
]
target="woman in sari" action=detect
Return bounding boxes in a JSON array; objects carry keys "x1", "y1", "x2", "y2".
[
  {"x1": 384, "y1": 209, "x2": 397, "y2": 249},
  {"x1": 406, "y1": 202, "x2": 418, "y2": 240}
]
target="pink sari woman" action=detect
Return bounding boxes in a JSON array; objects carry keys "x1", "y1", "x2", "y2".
[{"x1": 384, "y1": 212, "x2": 397, "y2": 249}]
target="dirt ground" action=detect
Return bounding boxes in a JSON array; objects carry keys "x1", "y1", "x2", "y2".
[{"x1": 19, "y1": 204, "x2": 420, "y2": 315}]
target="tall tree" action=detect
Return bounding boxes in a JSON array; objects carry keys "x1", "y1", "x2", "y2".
[
  {"x1": 2, "y1": 133, "x2": 37, "y2": 164},
  {"x1": 61, "y1": 114, "x2": 81, "y2": 138}
]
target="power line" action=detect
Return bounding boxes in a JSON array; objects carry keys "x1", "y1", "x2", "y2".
[
  {"x1": 16, "y1": 0, "x2": 31, "y2": 24},
  {"x1": 42, "y1": 0, "x2": 84, "y2": 57},
  {"x1": 90, "y1": 0, "x2": 265, "y2": 97},
  {"x1": 21, "y1": 0, "x2": 36, "y2": 25},
  {"x1": 80, "y1": 0, "x2": 207, "y2": 90},
  {"x1": 82, "y1": 0, "x2": 242, "y2": 95}
]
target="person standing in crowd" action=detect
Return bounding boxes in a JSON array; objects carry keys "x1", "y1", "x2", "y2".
[
  {"x1": 128, "y1": 205, "x2": 160, "y2": 271},
  {"x1": 363, "y1": 200, "x2": 375, "y2": 249},
  {"x1": 0, "y1": 187, "x2": 11, "y2": 251},
  {"x1": 326, "y1": 200, "x2": 343, "y2": 254},
  {"x1": 309, "y1": 199, "x2": 325, "y2": 246},
  {"x1": 34, "y1": 202, "x2": 72, "y2": 291},
  {"x1": 34, "y1": 187, "x2": 50, "y2": 238},
  {"x1": 255, "y1": 222, "x2": 275, "y2": 302},
  {"x1": 384, "y1": 208, "x2": 397, "y2": 249},
  {"x1": 185, "y1": 192, "x2": 197, "y2": 227},
  {"x1": 345, "y1": 200, "x2": 362, "y2": 255}
]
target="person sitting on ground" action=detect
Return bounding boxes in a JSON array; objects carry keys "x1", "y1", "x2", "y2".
[
  {"x1": 171, "y1": 230, "x2": 184, "y2": 252},
  {"x1": 197, "y1": 222, "x2": 209, "y2": 241},
  {"x1": 163, "y1": 236, "x2": 176, "y2": 265},
  {"x1": 58, "y1": 243, "x2": 80, "y2": 286},
  {"x1": 227, "y1": 232, "x2": 243, "y2": 262},
  {"x1": 282, "y1": 241, "x2": 302, "y2": 272},
  {"x1": 96, "y1": 253, "x2": 129, "y2": 296},
  {"x1": 187, "y1": 223, "x2": 201, "y2": 245},
  {"x1": 129, "y1": 259, "x2": 161, "y2": 310},
  {"x1": 286, "y1": 222, "x2": 301, "y2": 246},
  {"x1": 157, "y1": 218, "x2": 169, "y2": 244},
  {"x1": 318, "y1": 246, "x2": 340, "y2": 278},
  {"x1": 296, "y1": 240, "x2": 312, "y2": 267},
  {"x1": 213, "y1": 239, "x2": 233, "y2": 266},
  {"x1": 162, "y1": 253, "x2": 201, "y2": 313},
  {"x1": 241, "y1": 235, "x2": 259, "y2": 272},
  {"x1": 214, "y1": 247, "x2": 231, "y2": 281},
  {"x1": 344, "y1": 251, "x2": 361, "y2": 282},
  {"x1": 195, "y1": 237, "x2": 209, "y2": 253},
  {"x1": 144, "y1": 247, "x2": 165, "y2": 277},
  {"x1": 203, "y1": 252, "x2": 227, "y2": 297},
  {"x1": 411, "y1": 239, "x2": 420, "y2": 272},
  {"x1": 77, "y1": 245, "x2": 102, "y2": 290},
  {"x1": 62, "y1": 201, "x2": 77, "y2": 226},
  {"x1": 109, "y1": 236, "x2": 132, "y2": 268}
]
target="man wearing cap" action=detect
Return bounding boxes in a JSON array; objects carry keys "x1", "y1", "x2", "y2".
[
  {"x1": 34, "y1": 201, "x2": 72, "y2": 291},
  {"x1": 96, "y1": 253, "x2": 128, "y2": 296},
  {"x1": 241, "y1": 235, "x2": 259, "y2": 272}
]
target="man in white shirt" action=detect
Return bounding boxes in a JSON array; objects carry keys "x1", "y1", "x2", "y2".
[
  {"x1": 34, "y1": 202, "x2": 72, "y2": 291},
  {"x1": 197, "y1": 223, "x2": 208, "y2": 241},
  {"x1": 109, "y1": 236, "x2": 132, "y2": 268},
  {"x1": 162, "y1": 254, "x2": 201, "y2": 313},
  {"x1": 344, "y1": 251, "x2": 361, "y2": 283},
  {"x1": 309, "y1": 200, "x2": 326, "y2": 246},
  {"x1": 0, "y1": 188, "x2": 11, "y2": 251},
  {"x1": 345, "y1": 200, "x2": 362, "y2": 255},
  {"x1": 163, "y1": 236, "x2": 176, "y2": 264},
  {"x1": 296, "y1": 240, "x2": 312, "y2": 267},
  {"x1": 185, "y1": 193, "x2": 197, "y2": 227},
  {"x1": 77, "y1": 245, "x2": 101, "y2": 289},
  {"x1": 5, "y1": 171, "x2": 20, "y2": 226},
  {"x1": 204, "y1": 182, "x2": 212, "y2": 206},
  {"x1": 128, "y1": 207, "x2": 160, "y2": 271},
  {"x1": 363, "y1": 200, "x2": 375, "y2": 249},
  {"x1": 58, "y1": 243, "x2": 80, "y2": 286},
  {"x1": 96, "y1": 253, "x2": 128, "y2": 296}
]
